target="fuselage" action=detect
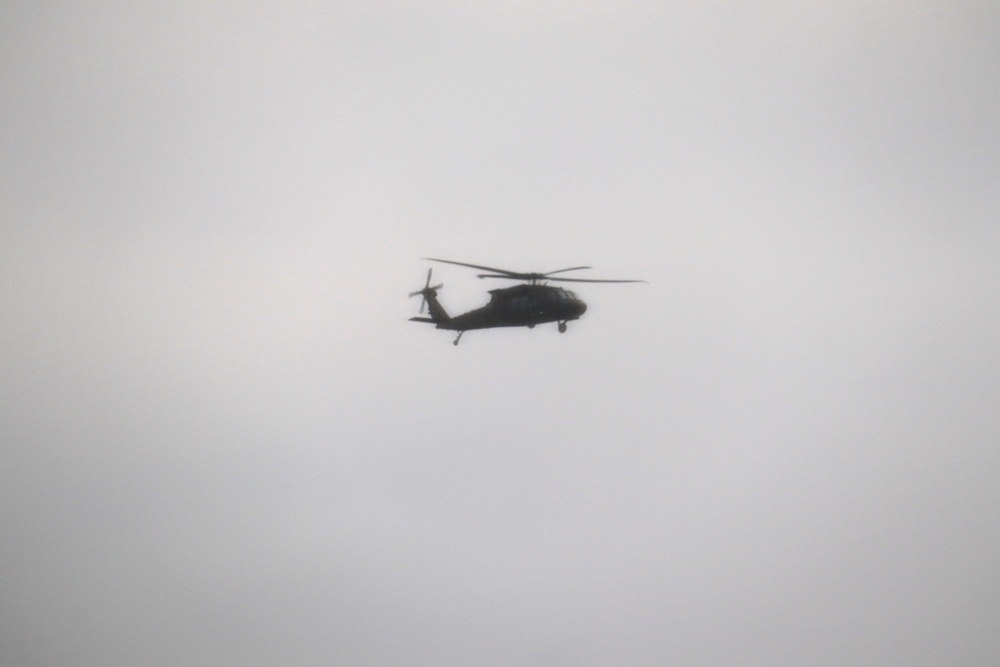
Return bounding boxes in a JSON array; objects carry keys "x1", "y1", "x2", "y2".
[{"x1": 438, "y1": 284, "x2": 586, "y2": 331}]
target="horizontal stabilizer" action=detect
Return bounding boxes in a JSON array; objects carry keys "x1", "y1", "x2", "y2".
[{"x1": 409, "y1": 317, "x2": 437, "y2": 323}]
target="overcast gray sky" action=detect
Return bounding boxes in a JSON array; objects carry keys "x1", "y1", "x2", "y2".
[{"x1": 3, "y1": 2, "x2": 999, "y2": 665}]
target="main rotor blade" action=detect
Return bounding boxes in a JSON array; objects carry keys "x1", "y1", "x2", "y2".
[
  {"x1": 477, "y1": 266, "x2": 592, "y2": 280},
  {"x1": 477, "y1": 273, "x2": 521, "y2": 280},
  {"x1": 424, "y1": 258, "x2": 645, "y2": 284},
  {"x1": 546, "y1": 276, "x2": 647, "y2": 284},
  {"x1": 543, "y1": 266, "x2": 592, "y2": 276},
  {"x1": 423, "y1": 258, "x2": 523, "y2": 277}
]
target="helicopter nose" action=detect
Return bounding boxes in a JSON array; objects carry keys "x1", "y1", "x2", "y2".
[{"x1": 571, "y1": 299, "x2": 587, "y2": 318}]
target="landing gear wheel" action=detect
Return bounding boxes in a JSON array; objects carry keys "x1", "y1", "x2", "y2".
[
  {"x1": 558, "y1": 321, "x2": 567, "y2": 333},
  {"x1": 453, "y1": 331, "x2": 464, "y2": 346}
]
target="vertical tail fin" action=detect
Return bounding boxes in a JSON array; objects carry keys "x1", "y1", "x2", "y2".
[{"x1": 409, "y1": 268, "x2": 450, "y2": 323}]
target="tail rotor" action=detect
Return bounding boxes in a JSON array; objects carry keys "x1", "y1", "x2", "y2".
[{"x1": 409, "y1": 268, "x2": 443, "y2": 314}]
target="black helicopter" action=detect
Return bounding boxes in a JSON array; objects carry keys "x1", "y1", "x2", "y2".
[{"x1": 409, "y1": 258, "x2": 644, "y2": 345}]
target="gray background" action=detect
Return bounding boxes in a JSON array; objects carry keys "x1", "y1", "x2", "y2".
[{"x1": 3, "y1": 3, "x2": 998, "y2": 665}]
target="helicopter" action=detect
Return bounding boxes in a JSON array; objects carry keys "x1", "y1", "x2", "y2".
[{"x1": 409, "y1": 258, "x2": 645, "y2": 345}]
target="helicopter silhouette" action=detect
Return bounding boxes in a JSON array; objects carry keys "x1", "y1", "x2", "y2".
[{"x1": 410, "y1": 258, "x2": 645, "y2": 345}]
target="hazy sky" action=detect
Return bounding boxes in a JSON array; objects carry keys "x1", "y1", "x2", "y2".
[{"x1": 3, "y1": 2, "x2": 999, "y2": 665}]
